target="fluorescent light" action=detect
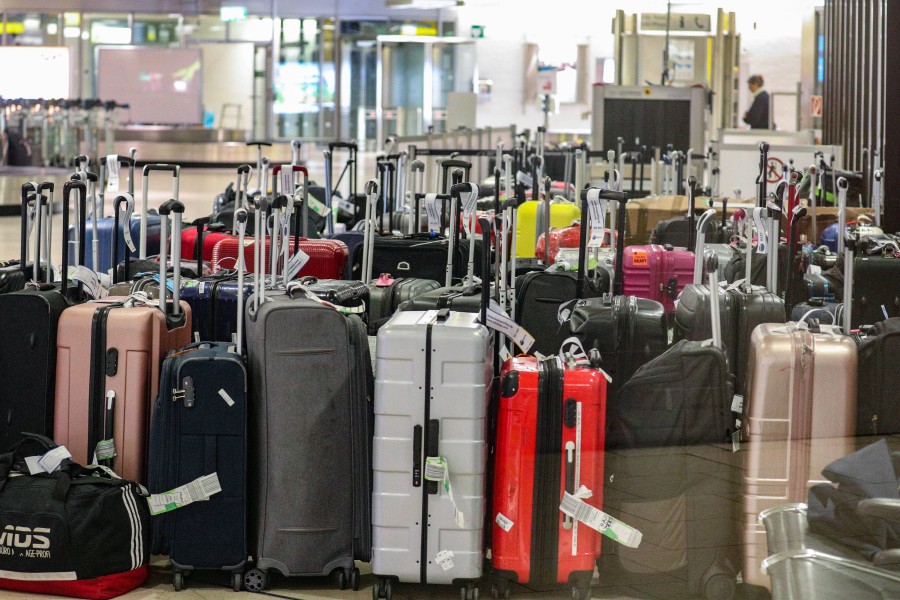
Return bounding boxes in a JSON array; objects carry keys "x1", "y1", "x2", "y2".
[
  {"x1": 220, "y1": 6, "x2": 248, "y2": 22},
  {"x1": 46, "y1": 23, "x2": 58, "y2": 35},
  {"x1": 63, "y1": 26, "x2": 80, "y2": 38}
]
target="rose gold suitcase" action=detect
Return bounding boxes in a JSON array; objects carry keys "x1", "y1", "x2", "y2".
[
  {"x1": 54, "y1": 199, "x2": 192, "y2": 483},
  {"x1": 740, "y1": 321, "x2": 857, "y2": 590}
]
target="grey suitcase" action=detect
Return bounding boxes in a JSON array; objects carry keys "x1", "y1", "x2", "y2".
[
  {"x1": 371, "y1": 239, "x2": 494, "y2": 600},
  {"x1": 241, "y1": 195, "x2": 374, "y2": 593}
]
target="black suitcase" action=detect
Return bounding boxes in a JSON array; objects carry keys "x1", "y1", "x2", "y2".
[
  {"x1": 0, "y1": 181, "x2": 85, "y2": 449},
  {"x1": 856, "y1": 318, "x2": 900, "y2": 436},
  {"x1": 0, "y1": 183, "x2": 51, "y2": 294},
  {"x1": 515, "y1": 187, "x2": 616, "y2": 356}
]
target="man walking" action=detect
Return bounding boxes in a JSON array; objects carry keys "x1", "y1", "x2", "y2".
[{"x1": 743, "y1": 74, "x2": 771, "y2": 129}]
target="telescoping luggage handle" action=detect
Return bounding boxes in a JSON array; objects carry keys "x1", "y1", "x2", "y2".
[
  {"x1": 409, "y1": 159, "x2": 425, "y2": 234},
  {"x1": 838, "y1": 177, "x2": 854, "y2": 335},
  {"x1": 111, "y1": 193, "x2": 134, "y2": 285},
  {"x1": 247, "y1": 193, "x2": 268, "y2": 312},
  {"x1": 362, "y1": 179, "x2": 380, "y2": 285},
  {"x1": 61, "y1": 180, "x2": 88, "y2": 300},
  {"x1": 20, "y1": 181, "x2": 50, "y2": 283},
  {"x1": 692, "y1": 207, "x2": 718, "y2": 285},
  {"x1": 141, "y1": 164, "x2": 180, "y2": 259},
  {"x1": 157, "y1": 199, "x2": 185, "y2": 317},
  {"x1": 234, "y1": 206, "x2": 248, "y2": 350},
  {"x1": 784, "y1": 204, "x2": 808, "y2": 313},
  {"x1": 579, "y1": 187, "x2": 628, "y2": 298},
  {"x1": 272, "y1": 163, "x2": 309, "y2": 238},
  {"x1": 450, "y1": 181, "x2": 480, "y2": 287},
  {"x1": 706, "y1": 251, "x2": 723, "y2": 350}
]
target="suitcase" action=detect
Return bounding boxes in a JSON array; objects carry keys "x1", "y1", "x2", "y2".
[
  {"x1": 242, "y1": 200, "x2": 373, "y2": 590},
  {"x1": 515, "y1": 199, "x2": 580, "y2": 258},
  {"x1": 54, "y1": 199, "x2": 192, "y2": 484},
  {"x1": 180, "y1": 271, "x2": 253, "y2": 345},
  {"x1": 515, "y1": 186, "x2": 616, "y2": 356},
  {"x1": 740, "y1": 321, "x2": 857, "y2": 590},
  {"x1": 211, "y1": 236, "x2": 347, "y2": 280},
  {"x1": 856, "y1": 319, "x2": 900, "y2": 436},
  {"x1": 490, "y1": 355, "x2": 606, "y2": 600},
  {"x1": 0, "y1": 182, "x2": 51, "y2": 294},
  {"x1": 621, "y1": 244, "x2": 693, "y2": 314},
  {"x1": 148, "y1": 208, "x2": 249, "y2": 591},
  {"x1": 535, "y1": 221, "x2": 582, "y2": 265},
  {"x1": 370, "y1": 308, "x2": 493, "y2": 600},
  {"x1": 0, "y1": 181, "x2": 84, "y2": 449}
]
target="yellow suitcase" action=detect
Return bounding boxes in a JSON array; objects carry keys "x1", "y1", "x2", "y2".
[{"x1": 515, "y1": 200, "x2": 580, "y2": 258}]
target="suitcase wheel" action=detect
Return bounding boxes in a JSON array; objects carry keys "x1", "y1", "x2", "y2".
[
  {"x1": 231, "y1": 571, "x2": 243, "y2": 593},
  {"x1": 570, "y1": 585, "x2": 591, "y2": 600},
  {"x1": 490, "y1": 579, "x2": 509, "y2": 600},
  {"x1": 336, "y1": 569, "x2": 347, "y2": 590},
  {"x1": 373, "y1": 577, "x2": 393, "y2": 600},
  {"x1": 173, "y1": 571, "x2": 184, "y2": 592},
  {"x1": 243, "y1": 568, "x2": 268, "y2": 593},
  {"x1": 460, "y1": 582, "x2": 479, "y2": 600},
  {"x1": 350, "y1": 567, "x2": 360, "y2": 591}
]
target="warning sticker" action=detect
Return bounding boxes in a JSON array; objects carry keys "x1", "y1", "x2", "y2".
[{"x1": 631, "y1": 250, "x2": 648, "y2": 267}]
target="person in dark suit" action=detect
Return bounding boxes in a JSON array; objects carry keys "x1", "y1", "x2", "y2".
[{"x1": 743, "y1": 74, "x2": 771, "y2": 129}]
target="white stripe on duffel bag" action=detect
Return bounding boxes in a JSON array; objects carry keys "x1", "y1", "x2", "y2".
[
  {"x1": 121, "y1": 487, "x2": 142, "y2": 570},
  {"x1": 0, "y1": 570, "x2": 77, "y2": 581}
]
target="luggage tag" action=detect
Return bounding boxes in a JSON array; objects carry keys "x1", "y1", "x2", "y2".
[
  {"x1": 585, "y1": 189, "x2": 607, "y2": 249},
  {"x1": 516, "y1": 171, "x2": 533, "y2": 188},
  {"x1": 285, "y1": 247, "x2": 310, "y2": 281},
  {"x1": 435, "y1": 550, "x2": 455, "y2": 571},
  {"x1": 424, "y1": 193, "x2": 441, "y2": 234},
  {"x1": 481, "y1": 308, "x2": 535, "y2": 352},
  {"x1": 106, "y1": 155, "x2": 119, "y2": 193},
  {"x1": 279, "y1": 165, "x2": 293, "y2": 199},
  {"x1": 70, "y1": 265, "x2": 108, "y2": 299},
  {"x1": 461, "y1": 186, "x2": 479, "y2": 237},
  {"x1": 119, "y1": 193, "x2": 137, "y2": 253},
  {"x1": 147, "y1": 472, "x2": 222, "y2": 516},
  {"x1": 752, "y1": 208, "x2": 768, "y2": 255},
  {"x1": 423, "y1": 457, "x2": 465, "y2": 529},
  {"x1": 495, "y1": 512, "x2": 514, "y2": 532},
  {"x1": 559, "y1": 487, "x2": 643, "y2": 549},
  {"x1": 305, "y1": 191, "x2": 330, "y2": 218}
]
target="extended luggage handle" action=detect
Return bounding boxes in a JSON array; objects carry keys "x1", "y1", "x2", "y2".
[
  {"x1": 362, "y1": 179, "x2": 380, "y2": 284},
  {"x1": 756, "y1": 142, "x2": 770, "y2": 208},
  {"x1": 450, "y1": 181, "x2": 480, "y2": 287},
  {"x1": 61, "y1": 180, "x2": 88, "y2": 301},
  {"x1": 706, "y1": 251, "x2": 723, "y2": 350},
  {"x1": 234, "y1": 207, "x2": 248, "y2": 351},
  {"x1": 838, "y1": 177, "x2": 854, "y2": 334},
  {"x1": 20, "y1": 182, "x2": 41, "y2": 282},
  {"x1": 692, "y1": 208, "x2": 718, "y2": 285},
  {"x1": 478, "y1": 216, "x2": 492, "y2": 327},
  {"x1": 157, "y1": 199, "x2": 185, "y2": 318},
  {"x1": 409, "y1": 159, "x2": 426, "y2": 234},
  {"x1": 579, "y1": 188, "x2": 628, "y2": 298},
  {"x1": 872, "y1": 168, "x2": 884, "y2": 228},
  {"x1": 687, "y1": 175, "x2": 698, "y2": 252},
  {"x1": 141, "y1": 164, "x2": 180, "y2": 259},
  {"x1": 784, "y1": 204, "x2": 808, "y2": 313},
  {"x1": 272, "y1": 163, "x2": 310, "y2": 244}
]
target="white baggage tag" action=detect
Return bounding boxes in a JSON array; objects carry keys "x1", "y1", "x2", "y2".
[
  {"x1": 218, "y1": 389, "x2": 235, "y2": 407},
  {"x1": 731, "y1": 394, "x2": 744, "y2": 414},
  {"x1": 279, "y1": 166, "x2": 293, "y2": 197},
  {"x1": 495, "y1": 512, "x2": 514, "y2": 532},
  {"x1": 498, "y1": 346, "x2": 513, "y2": 362},
  {"x1": 424, "y1": 193, "x2": 441, "y2": 233},
  {"x1": 516, "y1": 171, "x2": 533, "y2": 188},
  {"x1": 286, "y1": 247, "x2": 310, "y2": 281},
  {"x1": 106, "y1": 155, "x2": 119, "y2": 193},
  {"x1": 70, "y1": 265, "x2": 107, "y2": 299},
  {"x1": 559, "y1": 488, "x2": 643, "y2": 548},
  {"x1": 435, "y1": 550, "x2": 455, "y2": 571},
  {"x1": 482, "y1": 308, "x2": 535, "y2": 352},
  {"x1": 808, "y1": 264, "x2": 822, "y2": 275},
  {"x1": 24, "y1": 456, "x2": 45, "y2": 475},
  {"x1": 306, "y1": 193, "x2": 330, "y2": 217},
  {"x1": 147, "y1": 473, "x2": 222, "y2": 515},
  {"x1": 424, "y1": 457, "x2": 465, "y2": 528},
  {"x1": 753, "y1": 208, "x2": 768, "y2": 254},
  {"x1": 586, "y1": 191, "x2": 607, "y2": 248},
  {"x1": 121, "y1": 193, "x2": 137, "y2": 253},
  {"x1": 461, "y1": 186, "x2": 479, "y2": 235},
  {"x1": 38, "y1": 446, "x2": 72, "y2": 474}
]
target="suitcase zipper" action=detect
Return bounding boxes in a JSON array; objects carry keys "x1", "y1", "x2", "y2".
[
  {"x1": 530, "y1": 358, "x2": 563, "y2": 585},
  {"x1": 87, "y1": 304, "x2": 120, "y2": 467}
]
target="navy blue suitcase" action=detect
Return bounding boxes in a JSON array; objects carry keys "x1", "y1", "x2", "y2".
[
  {"x1": 148, "y1": 341, "x2": 248, "y2": 592},
  {"x1": 72, "y1": 214, "x2": 162, "y2": 274},
  {"x1": 330, "y1": 230, "x2": 367, "y2": 279},
  {"x1": 181, "y1": 272, "x2": 253, "y2": 346}
]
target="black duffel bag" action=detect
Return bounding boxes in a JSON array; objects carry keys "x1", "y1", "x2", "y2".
[{"x1": 0, "y1": 434, "x2": 150, "y2": 599}]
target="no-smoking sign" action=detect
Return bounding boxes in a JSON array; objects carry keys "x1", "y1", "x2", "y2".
[{"x1": 766, "y1": 157, "x2": 785, "y2": 184}]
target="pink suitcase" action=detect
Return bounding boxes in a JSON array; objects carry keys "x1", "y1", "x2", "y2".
[
  {"x1": 740, "y1": 321, "x2": 857, "y2": 590},
  {"x1": 621, "y1": 244, "x2": 694, "y2": 313},
  {"x1": 54, "y1": 200, "x2": 192, "y2": 483}
]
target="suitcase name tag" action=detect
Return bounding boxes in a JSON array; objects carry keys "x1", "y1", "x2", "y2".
[
  {"x1": 423, "y1": 457, "x2": 465, "y2": 528},
  {"x1": 559, "y1": 488, "x2": 643, "y2": 549},
  {"x1": 120, "y1": 194, "x2": 137, "y2": 253}
]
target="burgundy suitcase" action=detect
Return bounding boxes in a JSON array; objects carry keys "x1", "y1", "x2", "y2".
[
  {"x1": 621, "y1": 244, "x2": 694, "y2": 313},
  {"x1": 491, "y1": 354, "x2": 610, "y2": 600}
]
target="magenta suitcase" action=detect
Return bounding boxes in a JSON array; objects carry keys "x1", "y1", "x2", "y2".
[{"x1": 621, "y1": 244, "x2": 694, "y2": 313}]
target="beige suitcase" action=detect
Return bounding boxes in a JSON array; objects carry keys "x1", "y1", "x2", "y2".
[
  {"x1": 54, "y1": 199, "x2": 191, "y2": 483},
  {"x1": 740, "y1": 321, "x2": 857, "y2": 589}
]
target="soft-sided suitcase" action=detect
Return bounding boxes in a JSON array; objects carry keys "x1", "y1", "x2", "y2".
[
  {"x1": 740, "y1": 321, "x2": 857, "y2": 590},
  {"x1": 490, "y1": 355, "x2": 606, "y2": 600},
  {"x1": 242, "y1": 198, "x2": 373, "y2": 591},
  {"x1": 370, "y1": 307, "x2": 493, "y2": 600},
  {"x1": 0, "y1": 180, "x2": 83, "y2": 449},
  {"x1": 621, "y1": 244, "x2": 693, "y2": 314},
  {"x1": 515, "y1": 185, "x2": 616, "y2": 356},
  {"x1": 54, "y1": 199, "x2": 192, "y2": 484},
  {"x1": 856, "y1": 318, "x2": 900, "y2": 436},
  {"x1": 148, "y1": 206, "x2": 249, "y2": 591}
]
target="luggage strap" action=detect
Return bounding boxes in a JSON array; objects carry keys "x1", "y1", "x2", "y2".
[{"x1": 285, "y1": 281, "x2": 365, "y2": 314}]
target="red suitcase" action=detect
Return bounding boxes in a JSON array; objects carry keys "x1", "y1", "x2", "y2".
[
  {"x1": 535, "y1": 223, "x2": 581, "y2": 265},
  {"x1": 491, "y1": 355, "x2": 607, "y2": 600},
  {"x1": 621, "y1": 244, "x2": 694, "y2": 313},
  {"x1": 181, "y1": 222, "x2": 235, "y2": 265},
  {"x1": 211, "y1": 235, "x2": 348, "y2": 280}
]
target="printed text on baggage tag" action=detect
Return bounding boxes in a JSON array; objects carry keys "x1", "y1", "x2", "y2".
[
  {"x1": 425, "y1": 194, "x2": 441, "y2": 233},
  {"x1": 280, "y1": 166, "x2": 293, "y2": 198},
  {"x1": 483, "y1": 308, "x2": 535, "y2": 352},
  {"x1": 587, "y1": 196, "x2": 607, "y2": 248},
  {"x1": 559, "y1": 489, "x2": 643, "y2": 548},
  {"x1": 286, "y1": 248, "x2": 310, "y2": 281},
  {"x1": 122, "y1": 200, "x2": 137, "y2": 253},
  {"x1": 106, "y1": 155, "x2": 119, "y2": 193},
  {"x1": 435, "y1": 550, "x2": 454, "y2": 571},
  {"x1": 631, "y1": 250, "x2": 648, "y2": 267}
]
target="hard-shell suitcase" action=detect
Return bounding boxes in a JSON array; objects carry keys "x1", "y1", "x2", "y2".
[
  {"x1": 740, "y1": 321, "x2": 858, "y2": 590},
  {"x1": 242, "y1": 194, "x2": 373, "y2": 590},
  {"x1": 370, "y1": 309, "x2": 493, "y2": 600},
  {"x1": 181, "y1": 272, "x2": 253, "y2": 346},
  {"x1": 621, "y1": 244, "x2": 693, "y2": 314},
  {"x1": 535, "y1": 222, "x2": 582, "y2": 265},
  {"x1": 515, "y1": 199, "x2": 580, "y2": 258},
  {"x1": 0, "y1": 181, "x2": 83, "y2": 449},
  {"x1": 856, "y1": 318, "x2": 900, "y2": 436},
  {"x1": 490, "y1": 355, "x2": 606, "y2": 600},
  {"x1": 54, "y1": 199, "x2": 192, "y2": 484},
  {"x1": 211, "y1": 236, "x2": 347, "y2": 280},
  {"x1": 148, "y1": 207, "x2": 250, "y2": 591}
]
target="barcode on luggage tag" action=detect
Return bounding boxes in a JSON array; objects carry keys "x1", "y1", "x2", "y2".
[
  {"x1": 495, "y1": 512, "x2": 514, "y2": 532},
  {"x1": 424, "y1": 460, "x2": 446, "y2": 482},
  {"x1": 559, "y1": 491, "x2": 643, "y2": 549}
]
